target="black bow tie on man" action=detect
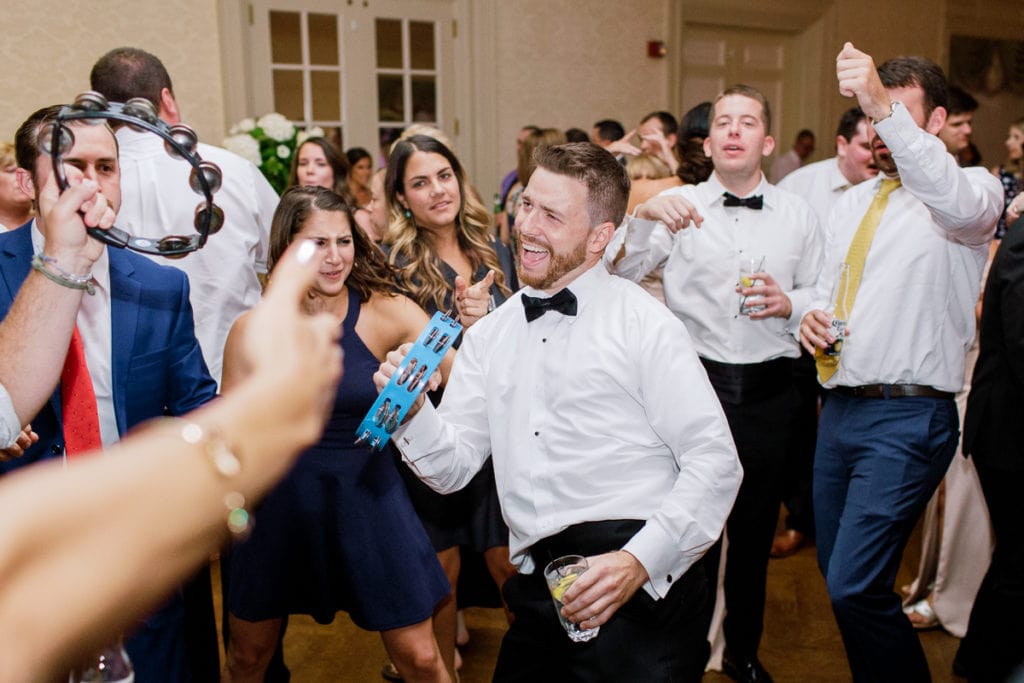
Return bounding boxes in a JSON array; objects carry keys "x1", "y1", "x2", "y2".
[
  {"x1": 521, "y1": 288, "x2": 578, "y2": 322},
  {"x1": 722, "y1": 192, "x2": 764, "y2": 210}
]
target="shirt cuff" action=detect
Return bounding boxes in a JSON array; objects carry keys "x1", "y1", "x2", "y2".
[
  {"x1": 622, "y1": 520, "x2": 688, "y2": 600},
  {"x1": 785, "y1": 288, "x2": 813, "y2": 335},
  {"x1": 391, "y1": 399, "x2": 443, "y2": 463},
  {"x1": 626, "y1": 217, "x2": 659, "y2": 245},
  {"x1": 0, "y1": 382, "x2": 19, "y2": 449},
  {"x1": 872, "y1": 101, "x2": 915, "y2": 157}
]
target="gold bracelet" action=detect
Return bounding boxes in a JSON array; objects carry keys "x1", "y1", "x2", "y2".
[{"x1": 176, "y1": 419, "x2": 252, "y2": 539}]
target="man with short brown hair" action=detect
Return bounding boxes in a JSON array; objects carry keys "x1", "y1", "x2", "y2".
[{"x1": 800, "y1": 44, "x2": 1002, "y2": 682}]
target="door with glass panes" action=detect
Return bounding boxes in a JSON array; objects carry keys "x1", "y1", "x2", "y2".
[{"x1": 248, "y1": 0, "x2": 454, "y2": 163}]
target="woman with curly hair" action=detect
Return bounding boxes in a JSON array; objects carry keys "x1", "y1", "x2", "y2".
[
  {"x1": 222, "y1": 186, "x2": 454, "y2": 683},
  {"x1": 383, "y1": 134, "x2": 517, "y2": 679}
]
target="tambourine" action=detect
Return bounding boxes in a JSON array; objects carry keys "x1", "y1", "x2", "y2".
[
  {"x1": 355, "y1": 311, "x2": 462, "y2": 451},
  {"x1": 43, "y1": 90, "x2": 224, "y2": 258}
]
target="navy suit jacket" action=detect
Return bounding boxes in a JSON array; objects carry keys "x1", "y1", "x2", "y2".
[
  {"x1": 0, "y1": 222, "x2": 217, "y2": 682},
  {"x1": 964, "y1": 222, "x2": 1024, "y2": 471},
  {"x1": 0, "y1": 223, "x2": 217, "y2": 470}
]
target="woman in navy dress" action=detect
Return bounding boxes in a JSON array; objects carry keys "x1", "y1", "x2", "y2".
[{"x1": 221, "y1": 186, "x2": 454, "y2": 682}]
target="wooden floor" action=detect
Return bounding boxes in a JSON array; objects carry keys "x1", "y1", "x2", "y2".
[{"x1": 211, "y1": 518, "x2": 964, "y2": 682}]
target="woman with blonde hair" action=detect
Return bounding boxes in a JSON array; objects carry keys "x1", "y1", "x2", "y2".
[
  {"x1": 383, "y1": 133, "x2": 517, "y2": 679},
  {"x1": 626, "y1": 152, "x2": 672, "y2": 182},
  {"x1": 500, "y1": 127, "x2": 566, "y2": 246}
]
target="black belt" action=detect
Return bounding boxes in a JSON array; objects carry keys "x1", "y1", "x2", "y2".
[
  {"x1": 699, "y1": 356, "x2": 794, "y2": 405},
  {"x1": 831, "y1": 384, "x2": 954, "y2": 400}
]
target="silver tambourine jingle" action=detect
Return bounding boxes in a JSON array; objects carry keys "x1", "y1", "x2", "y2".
[{"x1": 45, "y1": 90, "x2": 225, "y2": 258}]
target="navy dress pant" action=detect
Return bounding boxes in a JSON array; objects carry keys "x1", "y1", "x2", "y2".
[{"x1": 814, "y1": 393, "x2": 958, "y2": 683}]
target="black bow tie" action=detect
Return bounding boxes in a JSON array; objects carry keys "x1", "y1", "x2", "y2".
[
  {"x1": 722, "y1": 192, "x2": 764, "y2": 210},
  {"x1": 522, "y1": 289, "x2": 577, "y2": 322}
]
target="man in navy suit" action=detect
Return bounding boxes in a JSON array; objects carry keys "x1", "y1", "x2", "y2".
[
  {"x1": 1, "y1": 105, "x2": 217, "y2": 681},
  {"x1": 955, "y1": 211, "x2": 1024, "y2": 681}
]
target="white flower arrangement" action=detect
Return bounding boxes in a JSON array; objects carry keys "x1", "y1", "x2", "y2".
[
  {"x1": 222, "y1": 134, "x2": 261, "y2": 167},
  {"x1": 224, "y1": 113, "x2": 320, "y2": 194},
  {"x1": 257, "y1": 113, "x2": 296, "y2": 142}
]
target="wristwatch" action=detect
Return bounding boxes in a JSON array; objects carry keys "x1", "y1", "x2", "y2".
[{"x1": 871, "y1": 100, "x2": 903, "y2": 125}]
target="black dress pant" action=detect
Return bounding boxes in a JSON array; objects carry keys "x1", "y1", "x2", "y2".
[
  {"x1": 494, "y1": 520, "x2": 709, "y2": 682},
  {"x1": 956, "y1": 459, "x2": 1024, "y2": 682},
  {"x1": 780, "y1": 348, "x2": 820, "y2": 536},
  {"x1": 700, "y1": 361, "x2": 797, "y2": 659}
]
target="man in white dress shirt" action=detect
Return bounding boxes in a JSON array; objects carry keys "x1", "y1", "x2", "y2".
[
  {"x1": 768, "y1": 129, "x2": 815, "y2": 183},
  {"x1": 778, "y1": 107, "x2": 878, "y2": 226},
  {"x1": 606, "y1": 84, "x2": 821, "y2": 683},
  {"x1": 800, "y1": 44, "x2": 1002, "y2": 682},
  {"x1": 378, "y1": 142, "x2": 742, "y2": 682},
  {"x1": 769, "y1": 106, "x2": 879, "y2": 560},
  {"x1": 90, "y1": 47, "x2": 279, "y2": 387}
]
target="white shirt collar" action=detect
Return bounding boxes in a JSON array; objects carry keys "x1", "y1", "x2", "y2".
[
  {"x1": 700, "y1": 172, "x2": 775, "y2": 210},
  {"x1": 520, "y1": 260, "x2": 606, "y2": 316}
]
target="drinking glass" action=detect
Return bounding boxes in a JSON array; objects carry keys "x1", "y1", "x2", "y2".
[
  {"x1": 738, "y1": 255, "x2": 766, "y2": 315},
  {"x1": 543, "y1": 555, "x2": 600, "y2": 642}
]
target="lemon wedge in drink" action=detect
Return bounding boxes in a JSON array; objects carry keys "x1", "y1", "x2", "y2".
[
  {"x1": 740, "y1": 276, "x2": 753, "y2": 287},
  {"x1": 551, "y1": 573, "x2": 578, "y2": 601}
]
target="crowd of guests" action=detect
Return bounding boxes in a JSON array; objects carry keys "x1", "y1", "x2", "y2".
[{"x1": 0, "y1": 39, "x2": 1021, "y2": 683}]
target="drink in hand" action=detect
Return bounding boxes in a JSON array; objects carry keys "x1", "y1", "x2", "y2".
[{"x1": 543, "y1": 555, "x2": 600, "y2": 642}]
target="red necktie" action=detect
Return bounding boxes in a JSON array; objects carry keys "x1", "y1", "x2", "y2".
[{"x1": 60, "y1": 326, "x2": 102, "y2": 457}]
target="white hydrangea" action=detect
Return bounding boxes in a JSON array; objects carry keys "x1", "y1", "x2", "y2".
[
  {"x1": 277, "y1": 144, "x2": 291, "y2": 159},
  {"x1": 229, "y1": 117, "x2": 256, "y2": 135},
  {"x1": 223, "y1": 134, "x2": 262, "y2": 167},
  {"x1": 296, "y1": 126, "x2": 326, "y2": 145},
  {"x1": 257, "y1": 113, "x2": 296, "y2": 142}
]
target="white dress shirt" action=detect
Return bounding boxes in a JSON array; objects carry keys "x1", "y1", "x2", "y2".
[
  {"x1": 393, "y1": 264, "x2": 742, "y2": 599},
  {"x1": 115, "y1": 129, "x2": 278, "y2": 386},
  {"x1": 804, "y1": 102, "x2": 1002, "y2": 392},
  {"x1": 607, "y1": 174, "x2": 822, "y2": 364},
  {"x1": 31, "y1": 222, "x2": 118, "y2": 447},
  {"x1": 769, "y1": 149, "x2": 801, "y2": 184},
  {"x1": 777, "y1": 157, "x2": 853, "y2": 226}
]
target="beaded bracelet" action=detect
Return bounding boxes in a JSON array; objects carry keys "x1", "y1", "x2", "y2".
[
  {"x1": 175, "y1": 419, "x2": 252, "y2": 539},
  {"x1": 30, "y1": 253, "x2": 96, "y2": 295}
]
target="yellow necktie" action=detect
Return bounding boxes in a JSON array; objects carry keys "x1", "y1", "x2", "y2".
[{"x1": 816, "y1": 178, "x2": 901, "y2": 382}]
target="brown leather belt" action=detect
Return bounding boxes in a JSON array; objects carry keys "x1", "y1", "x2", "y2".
[{"x1": 831, "y1": 384, "x2": 954, "y2": 400}]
